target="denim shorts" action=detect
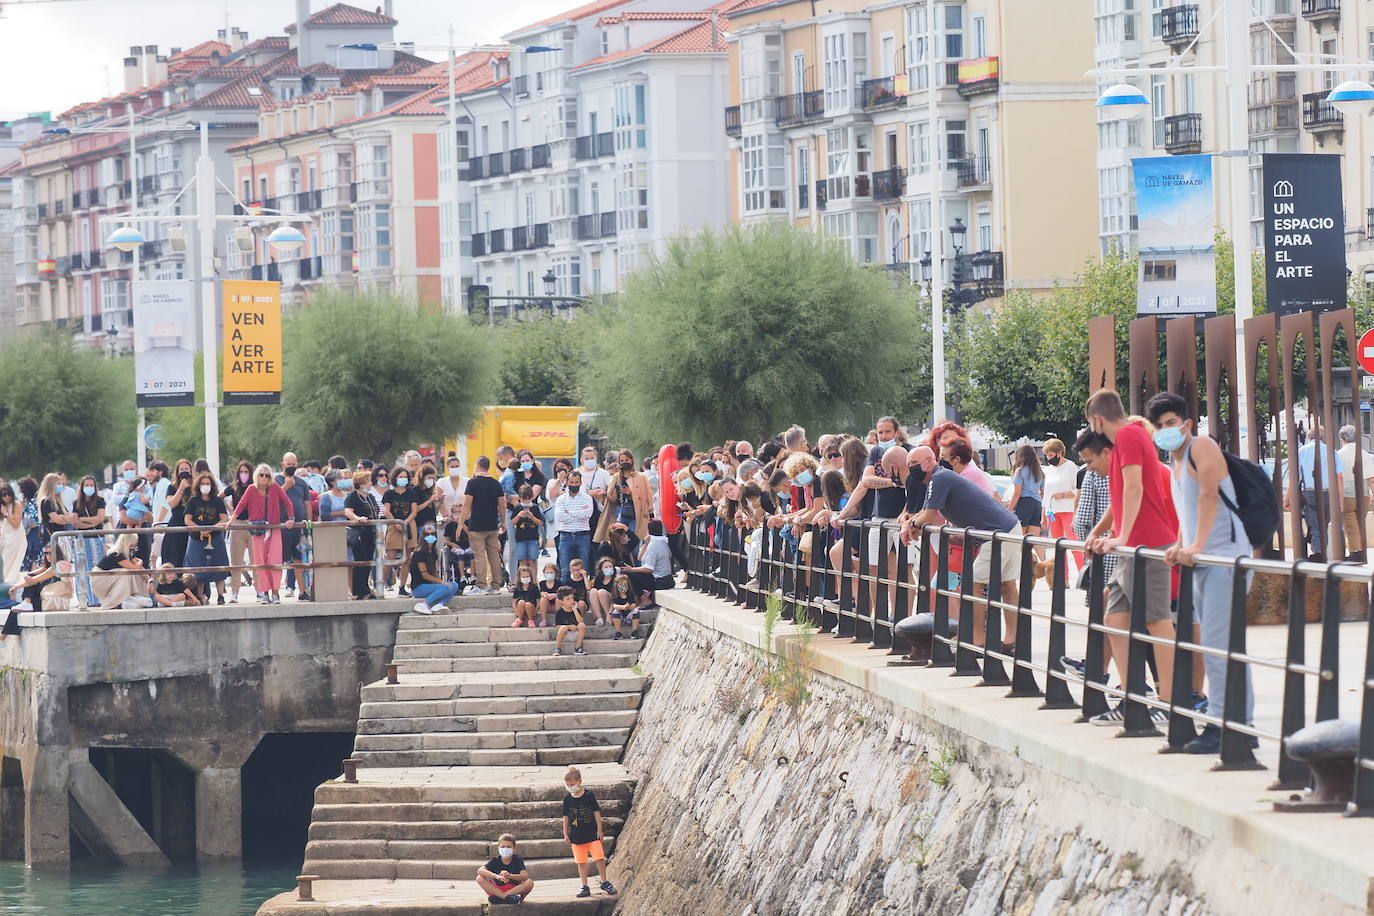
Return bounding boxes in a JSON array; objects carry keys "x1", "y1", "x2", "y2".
[{"x1": 513, "y1": 539, "x2": 541, "y2": 561}]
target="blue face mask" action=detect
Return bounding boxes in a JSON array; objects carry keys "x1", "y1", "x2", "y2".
[
  {"x1": 875, "y1": 438, "x2": 895, "y2": 453},
  {"x1": 396, "y1": 478, "x2": 408, "y2": 488},
  {"x1": 795, "y1": 470, "x2": 814, "y2": 487},
  {"x1": 338, "y1": 478, "x2": 354, "y2": 490},
  {"x1": 1153, "y1": 426, "x2": 1186, "y2": 452},
  {"x1": 521, "y1": 461, "x2": 534, "y2": 472},
  {"x1": 695, "y1": 471, "x2": 714, "y2": 483},
  {"x1": 123, "y1": 469, "x2": 136, "y2": 482},
  {"x1": 82, "y1": 485, "x2": 96, "y2": 497},
  {"x1": 423, "y1": 534, "x2": 437, "y2": 544}
]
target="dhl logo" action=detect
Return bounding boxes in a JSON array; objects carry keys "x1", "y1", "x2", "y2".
[{"x1": 526, "y1": 431, "x2": 571, "y2": 438}]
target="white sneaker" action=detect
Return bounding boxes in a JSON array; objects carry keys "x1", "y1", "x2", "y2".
[
  {"x1": 429, "y1": 604, "x2": 448, "y2": 612},
  {"x1": 412, "y1": 601, "x2": 433, "y2": 615},
  {"x1": 12, "y1": 601, "x2": 32, "y2": 611}
]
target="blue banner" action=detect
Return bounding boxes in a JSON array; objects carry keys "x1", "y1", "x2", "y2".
[{"x1": 1132, "y1": 154, "x2": 1216, "y2": 316}]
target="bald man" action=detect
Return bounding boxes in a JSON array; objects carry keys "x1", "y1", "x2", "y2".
[{"x1": 901, "y1": 446, "x2": 1023, "y2": 647}]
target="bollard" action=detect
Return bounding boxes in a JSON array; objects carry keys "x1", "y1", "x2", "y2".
[
  {"x1": 341, "y1": 758, "x2": 359, "y2": 784},
  {"x1": 1273, "y1": 719, "x2": 1358, "y2": 813},
  {"x1": 386, "y1": 663, "x2": 398, "y2": 685},
  {"x1": 296, "y1": 875, "x2": 319, "y2": 901}
]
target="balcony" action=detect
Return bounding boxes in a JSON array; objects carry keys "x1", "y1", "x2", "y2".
[
  {"x1": 512, "y1": 225, "x2": 531, "y2": 251},
  {"x1": 262, "y1": 195, "x2": 280, "y2": 212},
  {"x1": 774, "y1": 90, "x2": 824, "y2": 127},
  {"x1": 349, "y1": 182, "x2": 358, "y2": 203},
  {"x1": 956, "y1": 57, "x2": 1000, "y2": 98},
  {"x1": 298, "y1": 255, "x2": 321, "y2": 281},
  {"x1": 488, "y1": 151, "x2": 507, "y2": 177},
  {"x1": 872, "y1": 166, "x2": 907, "y2": 200},
  {"x1": 573, "y1": 132, "x2": 614, "y2": 161},
  {"x1": 489, "y1": 228, "x2": 507, "y2": 253},
  {"x1": 531, "y1": 143, "x2": 551, "y2": 169},
  {"x1": 725, "y1": 105, "x2": 741, "y2": 138},
  {"x1": 1163, "y1": 112, "x2": 1203, "y2": 154},
  {"x1": 55, "y1": 256, "x2": 71, "y2": 276},
  {"x1": 295, "y1": 189, "x2": 321, "y2": 212},
  {"x1": 1302, "y1": 90, "x2": 1343, "y2": 132},
  {"x1": 815, "y1": 179, "x2": 827, "y2": 211},
  {"x1": 860, "y1": 77, "x2": 904, "y2": 111},
  {"x1": 1367, "y1": 207, "x2": 1374, "y2": 241},
  {"x1": 853, "y1": 173, "x2": 872, "y2": 198},
  {"x1": 1161, "y1": 5, "x2": 1200, "y2": 50},
  {"x1": 1301, "y1": 0, "x2": 1340, "y2": 24},
  {"x1": 53, "y1": 199, "x2": 65, "y2": 216},
  {"x1": 138, "y1": 175, "x2": 158, "y2": 196},
  {"x1": 513, "y1": 74, "x2": 529, "y2": 99},
  {"x1": 954, "y1": 156, "x2": 991, "y2": 188},
  {"x1": 69, "y1": 252, "x2": 84, "y2": 271},
  {"x1": 575, "y1": 212, "x2": 616, "y2": 241},
  {"x1": 72, "y1": 190, "x2": 90, "y2": 212},
  {"x1": 139, "y1": 240, "x2": 160, "y2": 260},
  {"x1": 1248, "y1": 98, "x2": 1299, "y2": 135},
  {"x1": 86, "y1": 250, "x2": 103, "y2": 269},
  {"x1": 532, "y1": 222, "x2": 550, "y2": 248},
  {"x1": 509, "y1": 147, "x2": 528, "y2": 173},
  {"x1": 466, "y1": 156, "x2": 485, "y2": 180},
  {"x1": 471, "y1": 232, "x2": 487, "y2": 257}
]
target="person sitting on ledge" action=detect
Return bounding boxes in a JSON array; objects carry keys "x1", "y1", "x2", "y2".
[{"x1": 476, "y1": 832, "x2": 533, "y2": 905}]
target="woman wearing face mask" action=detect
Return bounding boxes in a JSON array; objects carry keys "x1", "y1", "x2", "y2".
[
  {"x1": 411, "y1": 462, "x2": 440, "y2": 537},
  {"x1": 227, "y1": 463, "x2": 294, "y2": 604},
  {"x1": 184, "y1": 472, "x2": 230, "y2": 604},
  {"x1": 382, "y1": 466, "x2": 416, "y2": 594},
  {"x1": 343, "y1": 469, "x2": 381, "y2": 601},
  {"x1": 1004, "y1": 445, "x2": 1047, "y2": 562},
  {"x1": 226, "y1": 460, "x2": 256, "y2": 600},
  {"x1": 71, "y1": 475, "x2": 108, "y2": 607},
  {"x1": 594, "y1": 449, "x2": 653, "y2": 544},
  {"x1": 0, "y1": 484, "x2": 26, "y2": 584},
  {"x1": 589, "y1": 557, "x2": 618, "y2": 625},
  {"x1": 1039, "y1": 438, "x2": 1082, "y2": 583},
  {"x1": 408, "y1": 523, "x2": 453, "y2": 615},
  {"x1": 318, "y1": 470, "x2": 351, "y2": 522},
  {"x1": 160, "y1": 458, "x2": 195, "y2": 572}
]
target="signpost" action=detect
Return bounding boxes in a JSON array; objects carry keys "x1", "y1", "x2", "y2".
[{"x1": 1262, "y1": 153, "x2": 1346, "y2": 316}]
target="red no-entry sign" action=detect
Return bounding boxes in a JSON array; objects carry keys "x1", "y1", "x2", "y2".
[{"x1": 1360, "y1": 328, "x2": 1374, "y2": 376}]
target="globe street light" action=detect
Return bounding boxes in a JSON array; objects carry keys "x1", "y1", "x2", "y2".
[{"x1": 105, "y1": 225, "x2": 146, "y2": 253}]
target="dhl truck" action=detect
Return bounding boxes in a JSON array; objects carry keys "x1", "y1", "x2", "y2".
[{"x1": 442, "y1": 406, "x2": 600, "y2": 474}]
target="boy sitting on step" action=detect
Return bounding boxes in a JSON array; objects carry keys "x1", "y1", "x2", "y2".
[
  {"x1": 475, "y1": 832, "x2": 533, "y2": 905},
  {"x1": 563, "y1": 767, "x2": 617, "y2": 898},
  {"x1": 551, "y1": 586, "x2": 587, "y2": 657}
]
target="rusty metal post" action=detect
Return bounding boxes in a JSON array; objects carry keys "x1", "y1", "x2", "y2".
[
  {"x1": 341, "y1": 758, "x2": 359, "y2": 784},
  {"x1": 296, "y1": 875, "x2": 319, "y2": 901},
  {"x1": 1128, "y1": 317, "x2": 1161, "y2": 415},
  {"x1": 1246, "y1": 313, "x2": 1284, "y2": 553},
  {"x1": 1281, "y1": 312, "x2": 1319, "y2": 560},
  {"x1": 386, "y1": 663, "x2": 398, "y2": 685},
  {"x1": 1088, "y1": 315, "x2": 1117, "y2": 393},
  {"x1": 1321, "y1": 308, "x2": 1360, "y2": 559},
  {"x1": 1165, "y1": 316, "x2": 1201, "y2": 427},
  {"x1": 1204, "y1": 314, "x2": 1240, "y2": 454}
]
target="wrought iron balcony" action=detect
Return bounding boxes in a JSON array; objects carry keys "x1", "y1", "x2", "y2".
[
  {"x1": 471, "y1": 232, "x2": 487, "y2": 257},
  {"x1": 466, "y1": 156, "x2": 485, "y2": 180},
  {"x1": 1161, "y1": 5, "x2": 1200, "y2": 49},
  {"x1": 1301, "y1": 0, "x2": 1340, "y2": 23},
  {"x1": 954, "y1": 156, "x2": 991, "y2": 188},
  {"x1": 853, "y1": 173, "x2": 872, "y2": 198},
  {"x1": 956, "y1": 57, "x2": 999, "y2": 98},
  {"x1": 573, "y1": 132, "x2": 615, "y2": 161},
  {"x1": 36, "y1": 202, "x2": 48, "y2": 220},
  {"x1": 488, "y1": 151, "x2": 507, "y2": 177},
  {"x1": 596, "y1": 131, "x2": 614, "y2": 157},
  {"x1": 532, "y1": 222, "x2": 550, "y2": 248},
  {"x1": 1163, "y1": 112, "x2": 1203, "y2": 154},
  {"x1": 860, "y1": 77, "x2": 903, "y2": 111},
  {"x1": 773, "y1": 90, "x2": 825, "y2": 127},
  {"x1": 1367, "y1": 207, "x2": 1374, "y2": 241},
  {"x1": 1302, "y1": 90, "x2": 1343, "y2": 132},
  {"x1": 871, "y1": 166, "x2": 907, "y2": 200},
  {"x1": 509, "y1": 147, "x2": 528, "y2": 173},
  {"x1": 574, "y1": 212, "x2": 617, "y2": 241},
  {"x1": 295, "y1": 189, "x2": 321, "y2": 211},
  {"x1": 513, "y1": 75, "x2": 529, "y2": 98},
  {"x1": 512, "y1": 226, "x2": 530, "y2": 250},
  {"x1": 725, "y1": 105, "x2": 741, "y2": 137},
  {"x1": 531, "y1": 144, "x2": 551, "y2": 169},
  {"x1": 489, "y1": 228, "x2": 507, "y2": 253}
]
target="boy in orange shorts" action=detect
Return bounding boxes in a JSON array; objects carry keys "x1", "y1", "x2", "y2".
[{"x1": 562, "y1": 766, "x2": 616, "y2": 898}]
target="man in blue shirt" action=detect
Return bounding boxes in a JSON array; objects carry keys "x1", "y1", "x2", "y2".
[
  {"x1": 496, "y1": 445, "x2": 519, "y2": 592},
  {"x1": 1285, "y1": 424, "x2": 1345, "y2": 559}
]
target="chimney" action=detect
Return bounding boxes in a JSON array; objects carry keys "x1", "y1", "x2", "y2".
[
  {"x1": 295, "y1": 0, "x2": 310, "y2": 65},
  {"x1": 217, "y1": 29, "x2": 226, "y2": 41},
  {"x1": 710, "y1": 11, "x2": 720, "y2": 49},
  {"x1": 124, "y1": 56, "x2": 140, "y2": 91},
  {"x1": 384, "y1": 0, "x2": 393, "y2": 18}
]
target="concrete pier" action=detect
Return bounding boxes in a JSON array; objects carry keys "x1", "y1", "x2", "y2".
[{"x1": 0, "y1": 598, "x2": 410, "y2": 869}]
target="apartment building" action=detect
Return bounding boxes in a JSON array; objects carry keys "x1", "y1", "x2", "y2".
[
  {"x1": 8, "y1": 2, "x2": 431, "y2": 342},
  {"x1": 1093, "y1": 0, "x2": 1374, "y2": 281},
  {"x1": 723, "y1": 0, "x2": 1098, "y2": 304},
  {"x1": 445, "y1": 0, "x2": 735, "y2": 306}
]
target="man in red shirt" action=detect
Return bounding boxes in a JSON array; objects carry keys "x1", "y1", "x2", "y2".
[{"x1": 1083, "y1": 389, "x2": 1178, "y2": 727}]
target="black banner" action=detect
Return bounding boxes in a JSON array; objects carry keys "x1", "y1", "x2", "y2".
[{"x1": 1263, "y1": 153, "x2": 1346, "y2": 316}]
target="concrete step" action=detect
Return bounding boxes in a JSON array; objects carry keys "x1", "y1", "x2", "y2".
[
  {"x1": 359, "y1": 670, "x2": 647, "y2": 702},
  {"x1": 309, "y1": 816, "x2": 624, "y2": 842},
  {"x1": 398, "y1": 609, "x2": 659, "y2": 631},
  {"x1": 304, "y1": 836, "x2": 620, "y2": 862},
  {"x1": 395, "y1": 626, "x2": 646, "y2": 647},
  {"x1": 257, "y1": 876, "x2": 619, "y2": 915},
  {"x1": 358, "y1": 709, "x2": 639, "y2": 735},
  {"x1": 358, "y1": 692, "x2": 641, "y2": 721},
  {"x1": 356, "y1": 727, "x2": 632, "y2": 753},
  {"x1": 310, "y1": 799, "x2": 631, "y2": 824},
  {"x1": 305, "y1": 854, "x2": 603, "y2": 882},
  {"x1": 312, "y1": 769, "x2": 635, "y2": 806},
  {"x1": 392, "y1": 638, "x2": 641, "y2": 659},
  {"x1": 351, "y1": 743, "x2": 624, "y2": 768},
  {"x1": 393, "y1": 654, "x2": 641, "y2": 675}
]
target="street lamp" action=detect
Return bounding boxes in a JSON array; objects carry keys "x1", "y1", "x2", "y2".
[
  {"x1": 541, "y1": 268, "x2": 557, "y2": 296},
  {"x1": 265, "y1": 224, "x2": 306, "y2": 252},
  {"x1": 948, "y1": 218, "x2": 966, "y2": 258},
  {"x1": 106, "y1": 225, "x2": 146, "y2": 252}
]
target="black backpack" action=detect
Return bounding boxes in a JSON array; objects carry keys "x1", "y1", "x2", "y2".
[{"x1": 1189, "y1": 448, "x2": 1281, "y2": 549}]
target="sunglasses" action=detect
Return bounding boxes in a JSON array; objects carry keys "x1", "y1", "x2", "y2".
[{"x1": 257, "y1": 473, "x2": 271, "y2": 478}]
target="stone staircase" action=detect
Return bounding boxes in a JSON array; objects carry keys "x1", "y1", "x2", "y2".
[{"x1": 288, "y1": 595, "x2": 652, "y2": 905}]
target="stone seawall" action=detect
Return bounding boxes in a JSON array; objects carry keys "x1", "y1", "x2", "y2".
[{"x1": 608, "y1": 597, "x2": 1365, "y2": 916}]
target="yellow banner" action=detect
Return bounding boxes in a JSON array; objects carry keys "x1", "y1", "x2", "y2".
[
  {"x1": 497, "y1": 418, "x2": 579, "y2": 456},
  {"x1": 222, "y1": 280, "x2": 282, "y2": 405}
]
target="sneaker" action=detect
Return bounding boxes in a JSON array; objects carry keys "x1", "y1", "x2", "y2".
[
  {"x1": 12, "y1": 601, "x2": 32, "y2": 611},
  {"x1": 613, "y1": 631, "x2": 624, "y2": 641},
  {"x1": 507, "y1": 894, "x2": 522, "y2": 905},
  {"x1": 576, "y1": 886, "x2": 591, "y2": 899},
  {"x1": 600, "y1": 880, "x2": 617, "y2": 896},
  {"x1": 1183, "y1": 724, "x2": 1222, "y2": 754},
  {"x1": 632, "y1": 631, "x2": 642, "y2": 639},
  {"x1": 1148, "y1": 708, "x2": 1169, "y2": 725},
  {"x1": 284, "y1": 587, "x2": 295, "y2": 598},
  {"x1": 488, "y1": 895, "x2": 502, "y2": 904},
  {"x1": 525, "y1": 619, "x2": 536, "y2": 628},
  {"x1": 595, "y1": 617, "x2": 605, "y2": 626},
  {"x1": 412, "y1": 601, "x2": 433, "y2": 615},
  {"x1": 1189, "y1": 691, "x2": 1208, "y2": 713},
  {"x1": 1059, "y1": 655, "x2": 1086, "y2": 675},
  {"x1": 1089, "y1": 705, "x2": 1125, "y2": 727},
  {"x1": 397, "y1": 587, "x2": 411, "y2": 598},
  {"x1": 228, "y1": 593, "x2": 238, "y2": 604},
  {"x1": 552, "y1": 648, "x2": 563, "y2": 656},
  {"x1": 575, "y1": 647, "x2": 587, "y2": 656}
]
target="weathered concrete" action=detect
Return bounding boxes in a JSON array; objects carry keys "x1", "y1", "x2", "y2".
[
  {"x1": 605, "y1": 589, "x2": 1374, "y2": 915},
  {"x1": 0, "y1": 598, "x2": 414, "y2": 868},
  {"x1": 66, "y1": 754, "x2": 169, "y2": 867},
  {"x1": 257, "y1": 876, "x2": 616, "y2": 915}
]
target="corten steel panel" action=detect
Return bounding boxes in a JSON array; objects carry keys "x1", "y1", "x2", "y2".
[
  {"x1": 1204, "y1": 314, "x2": 1239, "y2": 455},
  {"x1": 1320, "y1": 308, "x2": 1360, "y2": 556},
  {"x1": 1088, "y1": 315, "x2": 1116, "y2": 394},
  {"x1": 1165, "y1": 317, "x2": 1200, "y2": 431},
  {"x1": 1244, "y1": 314, "x2": 1284, "y2": 552},
  {"x1": 1127, "y1": 317, "x2": 1161, "y2": 415},
  {"x1": 1280, "y1": 312, "x2": 1321, "y2": 560}
]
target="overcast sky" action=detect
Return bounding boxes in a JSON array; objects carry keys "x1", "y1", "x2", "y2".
[{"x1": 0, "y1": 0, "x2": 571, "y2": 118}]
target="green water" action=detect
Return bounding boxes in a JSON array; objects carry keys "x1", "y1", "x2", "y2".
[{"x1": 0, "y1": 860, "x2": 298, "y2": 916}]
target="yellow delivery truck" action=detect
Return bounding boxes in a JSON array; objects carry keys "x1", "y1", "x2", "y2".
[{"x1": 443, "y1": 406, "x2": 590, "y2": 472}]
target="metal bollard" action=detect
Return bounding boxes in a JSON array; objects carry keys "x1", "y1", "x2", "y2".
[
  {"x1": 296, "y1": 875, "x2": 319, "y2": 901},
  {"x1": 386, "y1": 664, "x2": 398, "y2": 685},
  {"x1": 341, "y1": 758, "x2": 359, "y2": 783}
]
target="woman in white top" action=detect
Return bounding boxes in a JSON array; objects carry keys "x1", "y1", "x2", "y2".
[{"x1": 1039, "y1": 437, "x2": 1082, "y2": 584}]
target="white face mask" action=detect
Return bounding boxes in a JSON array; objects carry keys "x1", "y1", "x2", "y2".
[
  {"x1": 448, "y1": 466, "x2": 460, "y2": 477},
  {"x1": 498, "y1": 846, "x2": 514, "y2": 858},
  {"x1": 199, "y1": 485, "x2": 211, "y2": 495},
  {"x1": 567, "y1": 784, "x2": 582, "y2": 795},
  {"x1": 544, "y1": 573, "x2": 555, "y2": 582},
  {"x1": 424, "y1": 477, "x2": 435, "y2": 488},
  {"x1": 583, "y1": 459, "x2": 596, "y2": 469},
  {"x1": 519, "y1": 576, "x2": 531, "y2": 584}
]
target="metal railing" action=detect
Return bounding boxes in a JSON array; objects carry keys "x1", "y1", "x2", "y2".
[
  {"x1": 773, "y1": 90, "x2": 824, "y2": 126},
  {"x1": 683, "y1": 515, "x2": 1374, "y2": 815},
  {"x1": 724, "y1": 105, "x2": 742, "y2": 137},
  {"x1": 1161, "y1": 4, "x2": 1200, "y2": 47},
  {"x1": 1164, "y1": 113, "x2": 1203, "y2": 153},
  {"x1": 1301, "y1": 0, "x2": 1340, "y2": 21},
  {"x1": 860, "y1": 77, "x2": 903, "y2": 110},
  {"x1": 1302, "y1": 90, "x2": 1343, "y2": 130}
]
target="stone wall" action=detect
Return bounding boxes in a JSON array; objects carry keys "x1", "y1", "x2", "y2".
[{"x1": 610, "y1": 607, "x2": 1363, "y2": 916}]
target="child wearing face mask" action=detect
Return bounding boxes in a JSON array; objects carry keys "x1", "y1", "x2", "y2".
[
  {"x1": 511, "y1": 563, "x2": 539, "y2": 627},
  {"x1": 609, "y1": 574, "x2": 642, "y2": 640},
  {"x1": 551, "y1": 586, "x2": 587, "y2": 656},
  {"x1": 589, "y1": 559, "x2": 616, "y2": 626},
  {"x1": 562, "y1": 767, "x2": 616, "y2": 898},
  {"x1": 511, "y1": 484, "x2": 544, "y2": 581},
  {"x1": 476, "y1": 832, "x2": 533, "y2": 905},
  {"x1": 536, "y1": 562, "x2": 559, "y2": 627}
]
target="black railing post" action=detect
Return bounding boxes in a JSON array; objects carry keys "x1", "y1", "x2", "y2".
[
  {"x1": 954, "y1": 530, "x2": 982, "y2": 677},
  {"x1": 749, "y1": 525, "x2": 768, "y2": 612},
  {"x1": 1120, "y1": 549, "x2": 1163, "y2": 738},
  {"x1": 979, "y1": 533, "x2": 1009, "y2": 686},
  {"x1": 1271, "y1": 567, "x2": 1310, "y2": 790},
  {"x1": 885, "y1": 523, "x2": 909, "y2": 653},
  {"x1": 1163, "y1": 565, "x2": 1200, "y2": 751},
  {"x1": 817, "y1": 525, "x2": 837, "y2": 633},
  {"x1": 1217, "y1": 556, "x2": 1264, "y2": 770},
  {"x1": 1348, "y1": 580, "x2": 1374, "y2": 816},
  {"x1": 930, "y1": 528, "x2": 954, "y2": 668},
  {"x1": 869, "y1": 521, "x2": 890, "y2": 647},
  {"x1": 1317, "y1": 567, "x2": 1342, "y2": 722},
  {"x1": 837, "y1": 521, "x2": 857, "y2": 638},
  {"x1": 1078, "y1": 551, "x2": 1111, "y2": 722},
  {"x1": 1008, "y1": 535, "x2": 1041, "y2": 698},
  {"x1": 854, "y1": 521, "x2": 874, "y2": 643},
  {"x1": 1041, "y1": 541, "x2": 1077, "y2": 709}
]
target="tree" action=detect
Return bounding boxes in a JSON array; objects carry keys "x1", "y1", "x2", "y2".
[
  {"x1": 0, "y1": 331, "x2": 137, "y2": 477},
  {"x1": 492, "y1": 313, "x2": 585, "y2": 406},
  {"x1": 960, "y1": 293, "x2": 1061, "y2": 441},
  {"x1": 214, "y1": 289, "x2": 499, "y2": 465},
  {"x1": 580, "y1": 223, "x2": 921, "y2": 452}
]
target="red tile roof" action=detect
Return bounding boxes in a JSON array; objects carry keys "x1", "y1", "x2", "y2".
[
  {"x1": 597, "y1": 12, "x2": 709, "y2": 24},
  {"x1": 284, "y1": 2, "x2": 398, "y2": 31},
  {"x1": 575, "y1": 18, "x2": 726, "y2": 69},
  {"x1": 188, "y1": 75, "x2": 274, "y2": 110},
  {"x1": 170, "y1": 40, "x2": 230, "y2": 61},
  {"x1": 514, "y1": 0, "x2": 631, "y2": 35}
]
